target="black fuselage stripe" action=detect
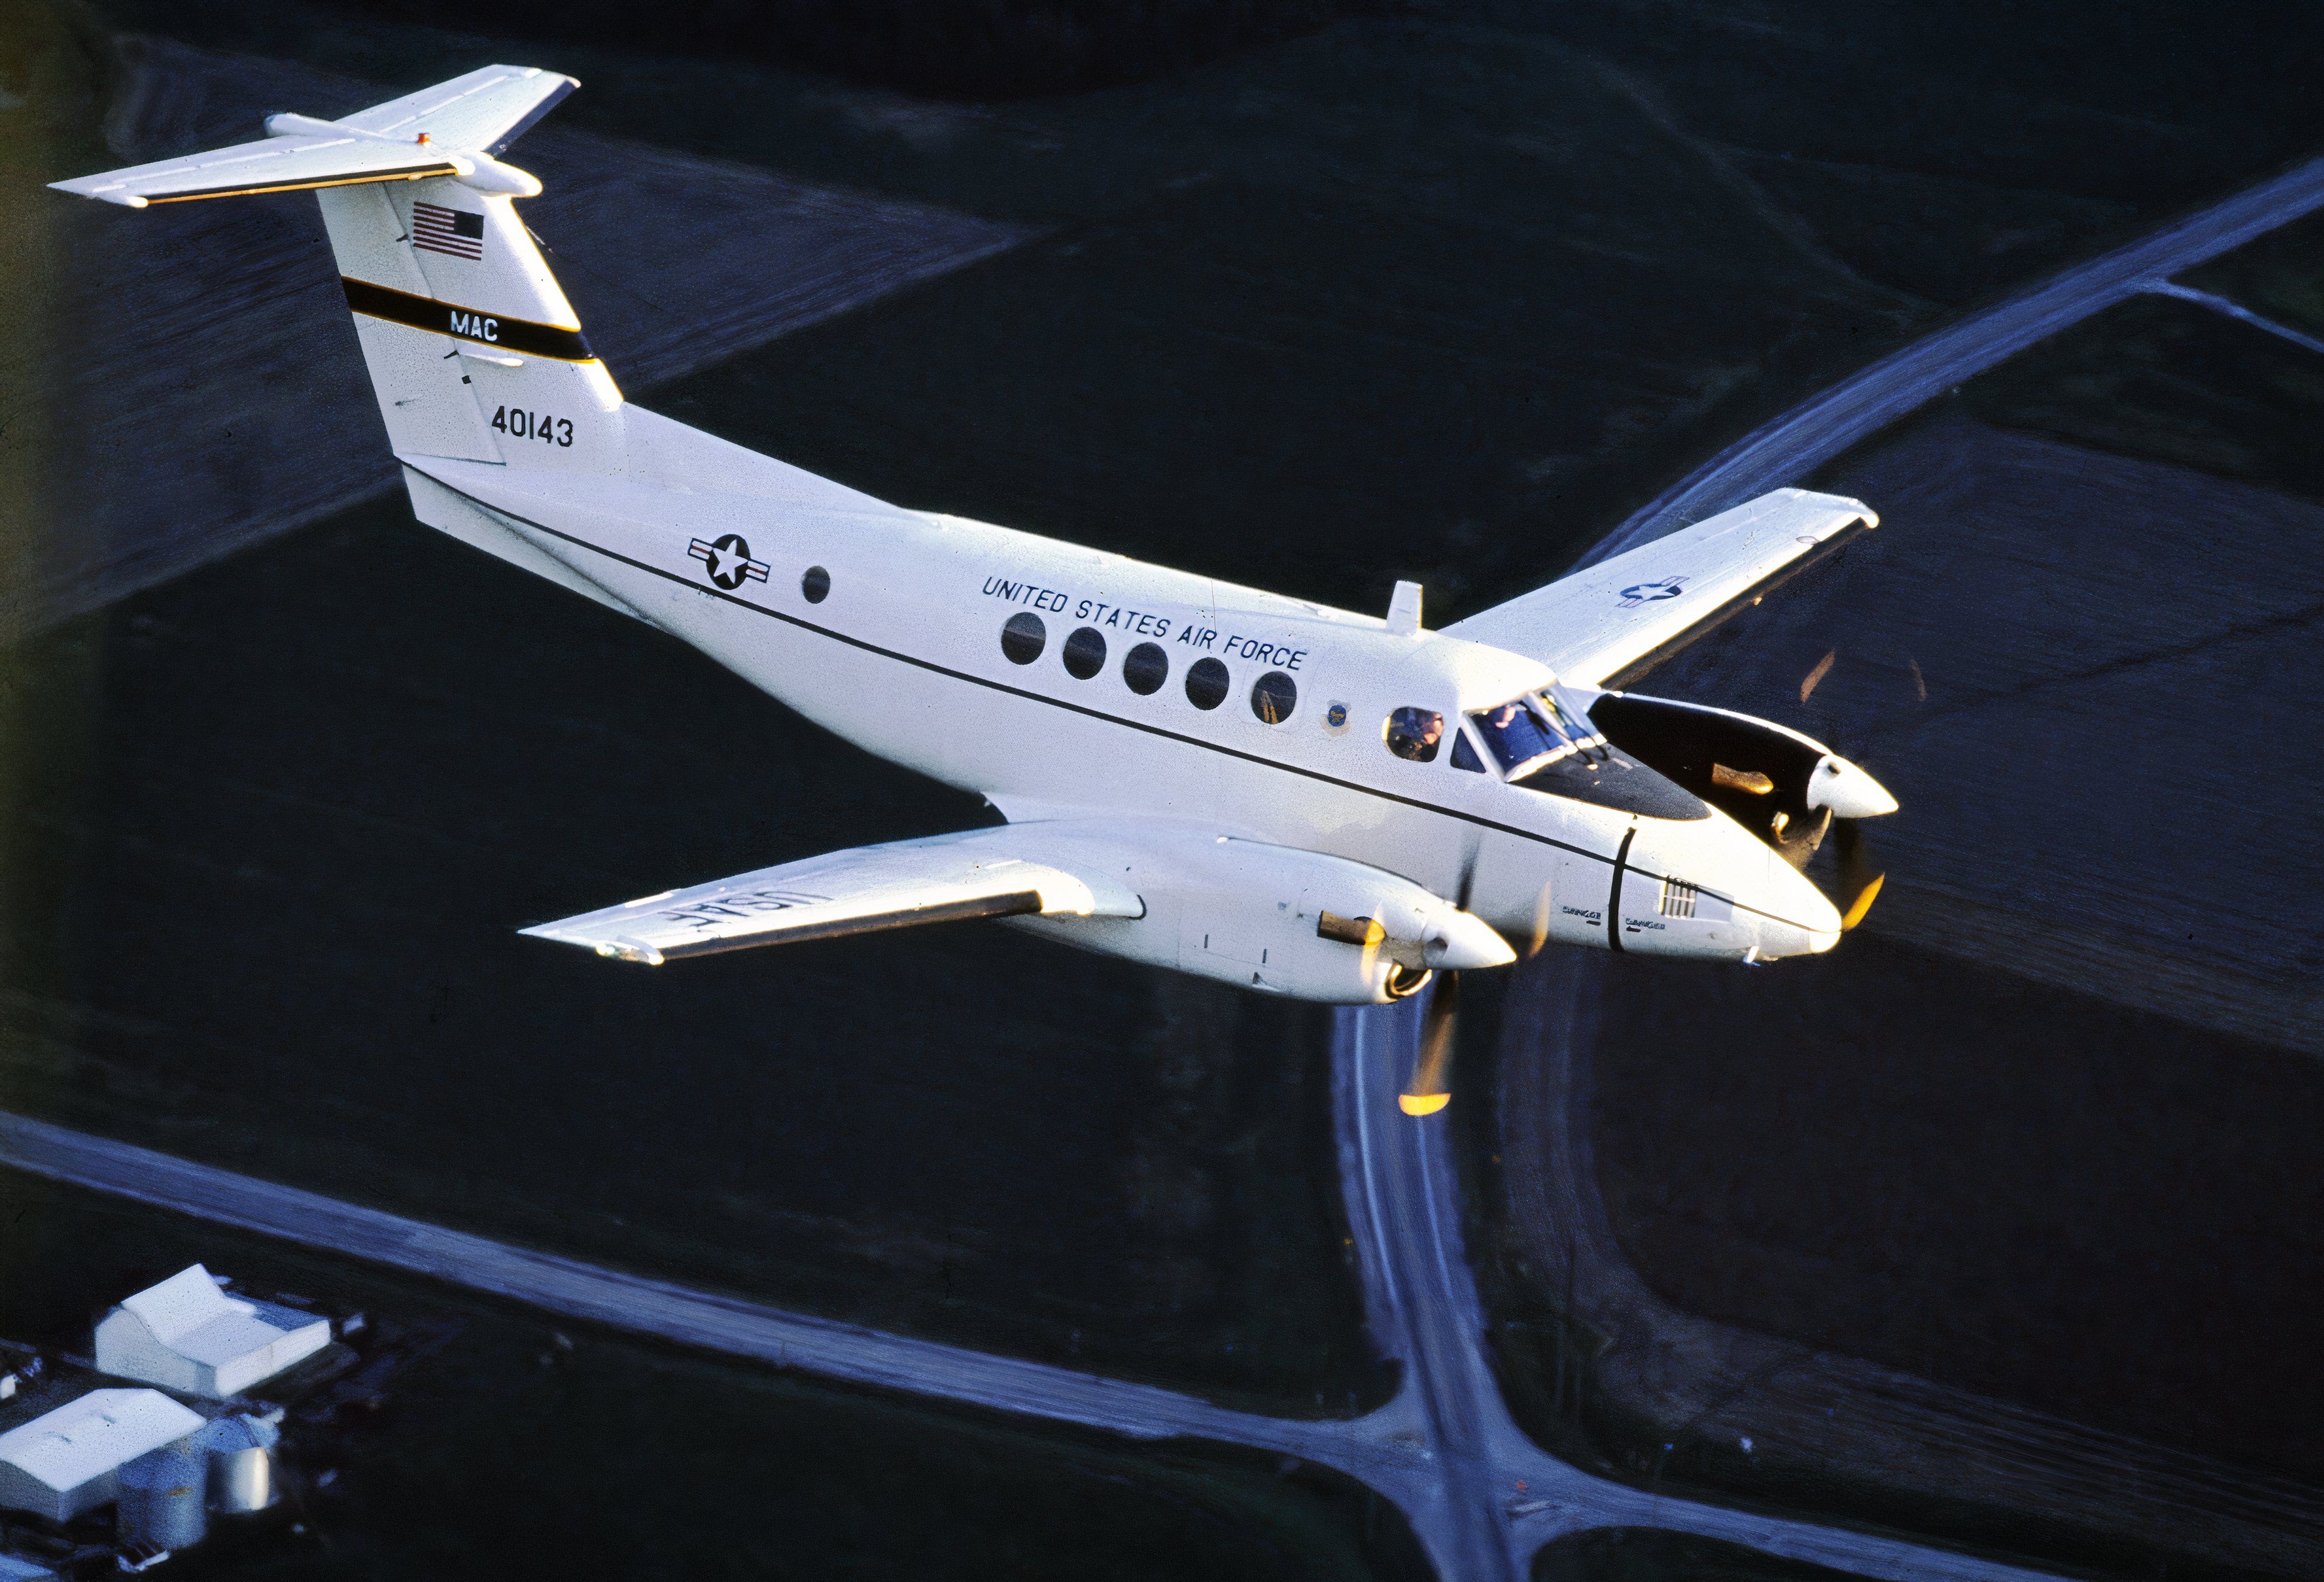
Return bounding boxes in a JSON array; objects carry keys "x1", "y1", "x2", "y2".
[
  {"x1": 343, "y1": 277, "x2": 595, "y2": 362},
  {"x1": 422, "y1": 470, "x2": 1825, "y2": 932},
  {"x1": 1607, "y1": 826, "x2": 1636, "y2": 953}
]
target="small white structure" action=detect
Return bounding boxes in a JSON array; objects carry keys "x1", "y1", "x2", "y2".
[
  {"x1": 95, "y1": 1266, "x2": 329, "y2": 1401},
  {"x1": 0, "y1": 1388, "x2": 204, "y2": 1522}
]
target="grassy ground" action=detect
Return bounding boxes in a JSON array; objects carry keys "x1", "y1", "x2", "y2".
[
  {"x1": 1534, "y1": 1528, "x2": 1866, "y2": 1582},
  {"x1": 0, "y1": 505, "x2": 1386, "y2": 1414},
  {"x1": 76, "y1": 0, "x2": 2238, "y2": 620},
  {"x1": 1459, "y1": 207, "x2": 2324, "y2": 1573},
  {"x1": 1960, "y1": 292, "x2": 2324, "y2": 501},
  {"x1": 0, "y1": 1174, "x2": 1430, "y2": 1581},
  {"x1": 1589, "y1": 936, "x2": 2324, "y2": 1485},
  {"x1": 13, "y1": 0, "x2": 2324, "y2": 1570}
]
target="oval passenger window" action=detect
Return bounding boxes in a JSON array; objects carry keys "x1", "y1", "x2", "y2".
[
  {"x1": 801, "y1": 565, "x2": 831, "y2": 604},
  {"x1": 1063, "y1": 626, "x2": 1106, "y2": 679},
  {"x1": 1123, "y1": 642, "x2": 1168, "y2": 696},
  {"x1": 1185, "y1": 656, "x2": 1230, "y2": 711},
  {"x1": 1250, "y1": 670, "x2": 1297, "y2": 725},
  {"x1": 1384, "y1": 707, "x2": 1444, "y2": 762},
  {"x1": 1001, "y1": 612, "x2": 1047, "y2": 665}
]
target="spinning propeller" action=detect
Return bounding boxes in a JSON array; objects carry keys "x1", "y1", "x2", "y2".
[
  {"x1": 1399, "y1": 847, "x2": 1486, "y2": 1116},
  {"x1": 1797, "y1": 650, "x2": 1896, "y2": 931},
  {"x1": 1832, "y1": 816, "x2": 1885, "y2": 930}
]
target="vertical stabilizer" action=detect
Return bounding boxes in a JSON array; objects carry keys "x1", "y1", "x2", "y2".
[
  {"x1": 318, "y1": 175, "x2": 626, "y2": 471},
  {"x1": 49, "y1": 64, "x2": 624, "y2": 475}
]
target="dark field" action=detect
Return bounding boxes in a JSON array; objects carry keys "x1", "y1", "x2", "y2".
[
  {"x1": 1464, "y1": 218, "x2": 2324, "y2": 1575},
  {"x1": 1589, "y1": 938, "x2": 2324, "y2": 1484},
  {"x1": 0, "y1": 503, "x2": 1382, "y2": 1414},
  {"x1": 9, "y1": 0, "x2": 2324, "y2": 1574},
  {"x1": 0, "y1": 1173, "x2": 1429, "y2": 1581},
  {"x1": 1962, "y1": 292, "x2": 2324, "y2": 502},
  {"x1": 1534, "y1": 1529, "x2": 1865, "y2": 1582},
  {"x1": 94, "y1": 0, "x2": 2324, "y2": 625}
]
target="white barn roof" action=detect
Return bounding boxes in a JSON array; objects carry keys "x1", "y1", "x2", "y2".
[
  {"x1": 0, "y1": 1387, "x2": 204, "y2": 1522},
  {"x1": 95, "y1": 1265, "x2": 330, "y2": 1400}
]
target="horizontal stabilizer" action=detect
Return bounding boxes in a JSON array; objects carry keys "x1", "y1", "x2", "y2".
[
  {"x1": 49, "y1": 64, "x2": 574, "y2": 207},
  {"x1": 1445, "y1": 488, "x2": 1877, "y2": 689},
  {"x1": 520, "y1": 825, "x2": 1146, "y2": 964}
]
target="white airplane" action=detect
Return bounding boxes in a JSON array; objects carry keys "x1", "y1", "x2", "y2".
[{"x1": 55, "y1": 65, "x2": 1897, "y2": 1113}]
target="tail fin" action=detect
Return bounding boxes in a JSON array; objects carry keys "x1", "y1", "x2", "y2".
[{"x1": 50, "y1": 65, "x2": 623, "y2": 473}]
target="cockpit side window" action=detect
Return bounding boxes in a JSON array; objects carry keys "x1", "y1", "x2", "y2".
[
  {"x1": 1384, "y1": 707, "x2": 1444, "y2": 763},
  {"x1": 1449, "y1": 730, "x2": 1485, "y2": 772},
  {"x1": 1535, "y1": 688, "x2": 1609, "y2": 755}
]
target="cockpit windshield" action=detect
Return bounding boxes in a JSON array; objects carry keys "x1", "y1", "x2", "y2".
[
  {"x1": 1468, "y1": 690, "x2": 1605, "y2": 781},
  {"x1": 1464, "y1": 687, "x2": 1707, "y2": 820}
]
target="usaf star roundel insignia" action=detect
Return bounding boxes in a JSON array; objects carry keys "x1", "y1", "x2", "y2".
[
  {"x1": 1617, "y1": 575, "x2": 1687, "y2": 608},
  {"x1": 688, "y1": 533, "x2": 771, "y2": 591}
]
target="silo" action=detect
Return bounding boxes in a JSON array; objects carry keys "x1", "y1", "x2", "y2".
[
  {"x1": 197, "y1": 1416, "x2": 279, "y2": 1513},
  {"x1": 117, "y1": 1437, "x2": 205, "y2": 1551}
]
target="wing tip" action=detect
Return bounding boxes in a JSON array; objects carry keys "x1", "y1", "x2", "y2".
[
  {"x1": 516, "y1": 923, "x2": 664, "y2": 965},
  {"x1": 48, "y1": 178, "x2": 146, "y2": 207}
]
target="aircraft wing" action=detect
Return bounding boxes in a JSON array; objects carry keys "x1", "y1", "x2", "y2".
[
  {"x1": 338, "y1": 64, "x2": 578, "y2": 155},
  {"x1": 1442, "y1": 488, "x2": 1877, "y2": 689},
  {"x1": 519, "y1": 825, "x2": 1145, "y2": 965},
  {"x1": 47, "y1": 132, "x2": 464, "y2": 207}
]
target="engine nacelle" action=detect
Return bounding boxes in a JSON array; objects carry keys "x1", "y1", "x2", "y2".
[
  {"x1": 1010, "y1": 825, "x2": 1512, "y2": 1003},
  {"x1": 1587, "y1": 691, "x2": 1894, "y2": 868}
]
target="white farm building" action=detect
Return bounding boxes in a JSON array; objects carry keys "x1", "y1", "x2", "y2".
[
  {"x1": 95, "y1": 1266, "x2": 329, "y2": 1401},
  {"x1": 0, "y1": 1388, "x2": 203, "y2": 1523}
]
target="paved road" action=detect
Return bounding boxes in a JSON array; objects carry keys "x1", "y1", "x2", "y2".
[
  {"x1": 1328, "y1": 145, "x2": 2324, "y2": 1581},
  {"x1": 13, "y1": 96, "x2": 2324, "y2": 1582},
  {"x1": 0, "y1": 1109, "x2": 1418, "y2": 1493},
  {"x1": 0, "y1": 1089, "x2": 2055, "y2": 1582},
  {"x1": 2145, "y1": 280, "x2": 2324, "y2": 357},
  {"x1": 1331, "y1": 1006, "x2": 2058, "y2": 1582},
  {"x1": 1586, "y1": 151, "x2": 2324, "y2": 565}
]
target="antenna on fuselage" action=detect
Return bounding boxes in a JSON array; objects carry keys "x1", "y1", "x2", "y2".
[{"x1": 1386, "y1": 580, "x2": 1424, "y2": 637}]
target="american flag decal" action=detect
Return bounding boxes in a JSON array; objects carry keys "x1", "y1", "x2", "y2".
[{"x1": 411, "y1": 201, "x2": 485, "y2": 260}]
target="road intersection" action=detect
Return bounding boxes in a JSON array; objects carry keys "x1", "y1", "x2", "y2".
[{"x1": 12, "y1": 129, "x2": 2324, "y2": 1582}]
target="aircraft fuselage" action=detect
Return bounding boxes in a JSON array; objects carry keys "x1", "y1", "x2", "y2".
[{"x1": 408, "y1": 418, "x2": 1844, "y2": 982}]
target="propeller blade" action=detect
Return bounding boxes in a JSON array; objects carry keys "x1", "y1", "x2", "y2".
[
  {"x1": 1800, "y1": 648, "x2": 1836, "y2": 702},
  {"x1": 1400, "y1": 970, "x2": 1459, "y2": 1116},
  {"x1": 1834, "y1": 819, "x2": 1885, "y2": 930}
]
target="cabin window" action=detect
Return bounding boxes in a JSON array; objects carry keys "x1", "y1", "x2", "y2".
[
  {"x1": 1384, "y1": 707, "x2": 1443, "y2": 763},
  {"x1": 1123, "y1": 641, "x2": 1168, "y2": 695},
  {"x1": 801, "y1": 565, "x2": 830, "y2": 604},
  {"x1": 1001, "y1": 612, "x2": 1046, "y2": 665},
  {"x1": 1449, "y1": 730, "x2": 1485, "y2": 772},
  {"x1": 1063, "y1": 626, "x2": 1107, "y2": 679},
  {"x1": 1250, "y1": 670, "x2": 1297, "y2": 725},
  {"x1": 1185, "y1": 657, "x2": 1231, "y2": 710}
]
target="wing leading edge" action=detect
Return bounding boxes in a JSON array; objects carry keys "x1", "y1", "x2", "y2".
[
  {"x1": 520, "y1": 825, "x2": 1146, "y2": 964},
  {"x1": 1444, "y1": 489, "x2": 1877, "y2": 689}
]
